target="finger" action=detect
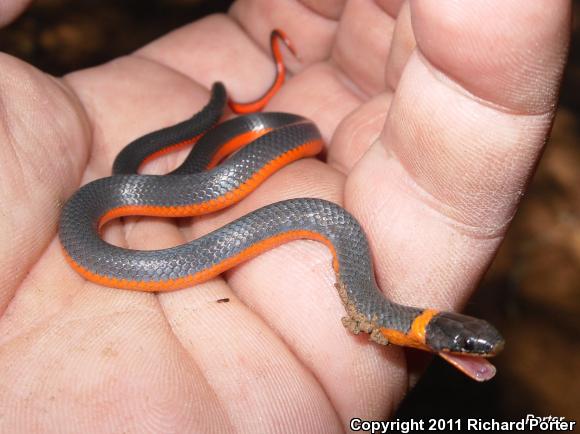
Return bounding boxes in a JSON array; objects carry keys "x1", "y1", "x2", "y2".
[
  {"x1": 384, "y1": 1, "x2": 415, "y2": 90},
  {"x1": 412, "y1": 0, "x2": 570, "y2": 114},
  {"x1": 327, "y1": 1, "x2": 415, "y2": 172},
  {"x1": 230, "y1": 0, "x2": 337, "y2": 64},
  {"x1": 0, "y1": 0, "x2": 31, "y2": 27},
  {"x1": 327, "y1": 92, "x2": 391, "y2": 172},
  {"x1": 331, "y1": 0, "x2": 397, "y2": 95},
  {"x1": 299, "y1": 0, "x2": 346, "y2": 20},
  {"x1": 267, "y1": 63, "x2": 363, "y2": 141},
  {"x1": 159, "y1": 278, "x2": 341, "y2": 433},
  {"x1": 346, "y1": 0, "x2": 570, "y2": 314},
  {"x1": 375, "y1": 0, "x2": 405, "y2": 17},
  {"x1": 0, "y1": 54, "x2": 89, "y2": 312},
  {"x1": 136, "y1": 15, "x2": 283, "y2": 103}
]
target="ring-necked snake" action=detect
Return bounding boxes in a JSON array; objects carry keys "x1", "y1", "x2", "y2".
[{"x1": 59, "y1": 30, "x2": 504, "y2": 381}]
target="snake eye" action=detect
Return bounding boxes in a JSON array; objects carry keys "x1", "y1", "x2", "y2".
[{"x1": 463, "y1": 337, "x2": 475, "y2": 352}]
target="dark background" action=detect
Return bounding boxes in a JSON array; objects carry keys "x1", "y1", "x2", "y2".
[{"x1": 1, "y1": 0, "x2": 578, "y2": 423}]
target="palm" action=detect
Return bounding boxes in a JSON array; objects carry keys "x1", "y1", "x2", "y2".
[{"x1": 0, "y1": 1, "x2": 569, "y2": 431}]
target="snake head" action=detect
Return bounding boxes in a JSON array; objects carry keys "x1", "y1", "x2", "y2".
[{"x1": 425, "y1": 312, "x2": 504, "y2": 356}]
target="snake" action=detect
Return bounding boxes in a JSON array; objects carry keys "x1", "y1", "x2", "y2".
[{"x1": 59, "y1": 30, "x2": 504, "y2": 381}]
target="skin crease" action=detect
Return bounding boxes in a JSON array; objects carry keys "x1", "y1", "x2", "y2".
[{"x1": 0, "y1": 0, "x2": 570, "y2": 431}]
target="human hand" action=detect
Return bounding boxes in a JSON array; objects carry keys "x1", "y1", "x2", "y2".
[{"x1": 0, "y1": 0, "x2": 570, "y2": 431}]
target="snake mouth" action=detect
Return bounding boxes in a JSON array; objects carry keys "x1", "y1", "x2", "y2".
[
  {"x1": 438, "y1": 351, "x2": 498, "y2": 382},
  {"x1": 436, "y1": 336, "x2": 504, "y2": 382}
]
